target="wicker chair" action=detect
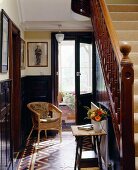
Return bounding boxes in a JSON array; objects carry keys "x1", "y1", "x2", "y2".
[{"x1": 27, "y1": 102, "x2": 62, "y2": 144}]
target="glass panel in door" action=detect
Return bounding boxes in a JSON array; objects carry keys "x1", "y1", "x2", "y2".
[
  {"x1": 80, "y1": 43, "x2": 92, "y2": 95},
  {"x1": 75, "y1": 36, "x2": 93, "y2": 125}
]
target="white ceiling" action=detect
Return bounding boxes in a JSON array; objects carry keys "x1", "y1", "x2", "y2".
[{"x1": 18, "y1": 0, "x2": 92, "y2": 31}]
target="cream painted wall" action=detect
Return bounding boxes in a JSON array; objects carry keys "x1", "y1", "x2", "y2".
[
  {"x1": 0, "y1": 0, "x2": 21, "y2": 26},
  {"x1": 0, "y1": 0, "x2": 137, "y2": 79},
  {"x1": 24, "y1": 31, "x2": 51, "y2": 76},
  {"x1": 0, "y1": 0, "x2": 24, "y2": 80}
]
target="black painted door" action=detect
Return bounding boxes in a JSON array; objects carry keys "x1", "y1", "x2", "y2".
[{"x1": 75, "y1": 35, "x2": 94, "y2": 125}]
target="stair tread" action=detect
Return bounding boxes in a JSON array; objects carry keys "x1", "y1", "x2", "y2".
[
  {"x1": 108, "y1": 3, "x2": 138, "y2": 167},
  {"x1": 134, "y1": 114, "x2": 138, "y2": 133},
  {"x1": 110, "y1": 12, "x2": 138, "y2": 21},
  {"x1": 134, "y1": 95, "x2": 138, "y2": 98},
  {"x1": 134, "y1": 65, "x2": 138, "y2": 69},
  {"x1": 136, "y1": 157, "x2": 138, "y2": 170},
  {"x1": 134, "y1": 133, "x2": 138, "y2": 142},
  {"x1": 113, "y1": 21, "x2": 138, "y2": 30},
  {"x1": 108, "y1": 4, "x2": 138, "y2": 12},
  {"x1": 130, "y1": 52, "x2": 138, "y2": 54},
  {"x1": 134, "y1": 132, "x2": 138, "y2": 135},
  {"x1": 117, "y1": 31, "x2": 138, "y2": 41}
]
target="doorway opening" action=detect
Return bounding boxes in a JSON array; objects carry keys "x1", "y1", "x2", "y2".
[
  {"x1": 51, "y1": 32, "x2": 95, "y2": 127},
  {"x1": 58, "y1": 40, "x2": 76, "y2": 129}
]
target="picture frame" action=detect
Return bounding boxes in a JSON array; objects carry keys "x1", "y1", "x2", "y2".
[
  {"x1": 27, "y1": 42, "x2": 48, "y2": 67},
  {"x1": 0, "y1": 9, "x2": 9, "y2": 73},
  {"x1": 21, "y1": 39, "x2": 25, "y2": 70}
]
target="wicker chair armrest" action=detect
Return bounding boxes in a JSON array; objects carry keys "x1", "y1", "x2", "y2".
[
  {"x1": 48, "y1": 104, "x2": 62, "y2": 120},
  {"x1": 27, "y1": 104, "x2": 40, "y2": 115},
  {"x1": 51, "y1": 104, "x2": 62, "y2": 115}
]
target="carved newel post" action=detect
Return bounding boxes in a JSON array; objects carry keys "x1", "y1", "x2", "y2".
[
  {"x1": 120, "y1": 41, "x2": 135, "y2": 170},
  {"x1": 120, "y1": 41, "x2": 131, "y2": 64}
]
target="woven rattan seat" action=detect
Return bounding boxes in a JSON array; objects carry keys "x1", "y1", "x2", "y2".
[{"x1": 27, "y1": 102, "x2": 62, "y2": 144}]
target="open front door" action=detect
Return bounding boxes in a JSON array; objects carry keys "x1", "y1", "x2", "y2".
[
  {"x1": 75, "y1": 36, "x2": 94, "y2": 125},
  {"x1": 51, "y1": 32, "x2": 95, "y2": 126}
]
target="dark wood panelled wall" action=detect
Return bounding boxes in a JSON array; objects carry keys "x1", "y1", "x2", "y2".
[
  {"x1": 0, "y1": 76, "x2": 52, "y2": 168},
  {"x1": 21, "y1": 75, "x2": 52, "y2": 146},
  {"x1": 0, "y1": 80, "x2": 12, "y2": 170}
]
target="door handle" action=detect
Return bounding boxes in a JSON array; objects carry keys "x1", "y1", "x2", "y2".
[{"x1": 76, "y1": 72, "x2": 81, "y2": 76}]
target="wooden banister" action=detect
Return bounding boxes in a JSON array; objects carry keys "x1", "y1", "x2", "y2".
[
  {"x1": 98, "y1": 0, "x2": 122, "y2": 64},
  {"x1": 90, "y1": 0, "x2": 121, "y2": 148},
  {"x1": 71, "y1": 0, "x2": 135, "y2": 169}
]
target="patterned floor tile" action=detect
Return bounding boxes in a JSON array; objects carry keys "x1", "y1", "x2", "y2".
[
  {"x1": 16, "y1": 131, "x2": 99, "y2": 170},
  {"x1": 16, "y1": 132, "x2": 75, "y2": 170}
]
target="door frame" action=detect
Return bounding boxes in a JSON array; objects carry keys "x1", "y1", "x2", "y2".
[
  {"x1": 9, "y1": 19, "x2": 21, "y2": 152},
  {"x1": 51, "y1": 32, "x2": 96, "y2": 124}
]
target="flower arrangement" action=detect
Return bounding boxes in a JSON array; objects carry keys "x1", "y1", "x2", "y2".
[{"x1": 85, "y1": 107, "x2": 108, "y2": 122}]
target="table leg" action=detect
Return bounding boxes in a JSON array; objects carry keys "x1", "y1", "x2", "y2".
[
  {"x1": 96, "y1": 136, "x2": 103, "y2": 170},
  {"x1": 78, "y1": 137, "x2": 83, "y2": 170},
  {"x1": 93, "y1": 136, "x2": 97, "y2": 154},
  {"x1": 74, "y1": 137, "x2": 83, "y2": 170},
  {"x1": 74, "y1": 140, "x2": 78, "y2": 170}
]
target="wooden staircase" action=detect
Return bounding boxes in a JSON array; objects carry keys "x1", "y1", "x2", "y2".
[
  {"x1": 71, "y1": 0, "x2": 136, "y2": 168},
  {"x1": 108, "y1": 3, "x2": 138, "y2": 169}
]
